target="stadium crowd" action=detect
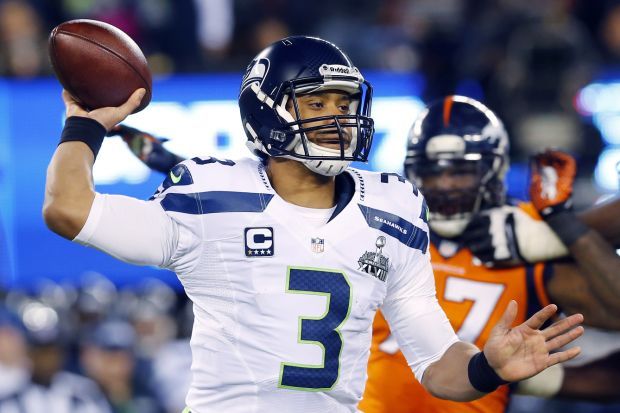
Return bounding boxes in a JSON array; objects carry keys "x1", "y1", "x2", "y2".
[{"x1": 0, "y1": 273, "x2": 193, "y2": 413}]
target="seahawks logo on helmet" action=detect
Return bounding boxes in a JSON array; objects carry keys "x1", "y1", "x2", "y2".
[{"x1": 241, "y1": 58, "x2": 270, "y2": 92}]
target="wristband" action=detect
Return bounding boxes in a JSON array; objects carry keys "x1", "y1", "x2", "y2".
[
  {"x1": 544, "y1": 210, "x2": 590, "y2": 247},
  {"x1": 468, "y1": 352, "x2": 508, "y2": 393},
  {"x1": 59, "y1": 116, "x2": 107, "y2": 158}
]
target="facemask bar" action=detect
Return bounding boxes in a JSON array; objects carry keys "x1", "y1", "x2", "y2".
[{"x1": 267, "y1": 76, "x2": 374, "y2": 162}]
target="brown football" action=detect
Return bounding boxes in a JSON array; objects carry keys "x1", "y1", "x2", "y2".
[{"x1": 49, "y1": 19, "x2": 152, "y2": 113}]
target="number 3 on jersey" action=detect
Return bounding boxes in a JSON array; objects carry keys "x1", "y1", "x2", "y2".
[{"x1": 279, "y1": 267, "x2": 352, "y2": 391}]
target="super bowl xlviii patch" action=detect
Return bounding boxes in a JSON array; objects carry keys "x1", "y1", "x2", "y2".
[
  {"x1": 244, "y1": 227, "x2": 274, "y2": 257},
  {"x1": 358, "y1": 236, "x2": 390, "y2": 282}
]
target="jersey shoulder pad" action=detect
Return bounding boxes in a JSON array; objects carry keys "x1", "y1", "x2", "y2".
[
  {"x1": 351, "y1": 169, "x2": 429, "y2": 253},
  {"x1": 352, "y1": 168, "x2": 425, "y2": 223},
  {"x1": 149, "y1": 157, "x2": 268, "y2": 202}
]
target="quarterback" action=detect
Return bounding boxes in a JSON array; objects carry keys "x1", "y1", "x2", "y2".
[{"x1": 44, "y1": 37, "x2": 583, "y2": 412}]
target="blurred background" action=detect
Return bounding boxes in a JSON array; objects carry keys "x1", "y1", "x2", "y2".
[{"x1": 0, "y1": 0, "x2": 620, "y2": 412}]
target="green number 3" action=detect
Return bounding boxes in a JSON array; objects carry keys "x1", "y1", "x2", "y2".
[{"x1": 278, "y1": 267, "x2": 352, "y2": 391}]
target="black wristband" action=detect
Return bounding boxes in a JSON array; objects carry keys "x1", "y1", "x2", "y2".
[
  {"x1": 544, "y1": 210, "x2": 590, "y2": 247},
  {"x1": 59, "y1": 116, "x2": 107, "y2": 158},
  {"x1": 468, "y1": 352, "x2": 508, "y2": 393}
]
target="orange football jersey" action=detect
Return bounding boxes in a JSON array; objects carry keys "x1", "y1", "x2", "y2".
[{"x1": 360, "y1": 208, "x2": 552, "y2": 413}]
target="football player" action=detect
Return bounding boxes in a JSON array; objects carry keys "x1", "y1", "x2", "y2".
[
  {"x1": 44, "y1": 38, "x2": 583, "y2": 413},
  {"x1": 360, "y1": 96, "x2": 620, "y2": 413}
]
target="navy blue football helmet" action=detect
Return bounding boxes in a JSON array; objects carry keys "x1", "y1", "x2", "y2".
[
  {"x1": 238, "y1": 36, "x2": 374, "y2": 176},
  {"x1": 405, "y1": 96, "x2": 509, "y2": 237}
]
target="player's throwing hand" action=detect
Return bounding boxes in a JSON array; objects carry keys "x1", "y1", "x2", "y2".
[{"x1": 62, "y1": 88, "x2": 146, "y2": 131}]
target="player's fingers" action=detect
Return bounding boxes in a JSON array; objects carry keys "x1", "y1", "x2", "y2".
[
  {"x1": 495, "y1": 300, "x2": 518, "y2": 333},
  {"x1": 546, "y1": 346, "x2": 581, "y2": 367},
  {"x1": 61, "y1": 89, "x2": 76, "y2": 105},
  {"x1": 117, "y1": 88, "x2": 146, "y2": 117},
  {"x1": 524, "y1": 304, "x2": 558, "y2": 330},
  {"x1": 62, "y1": 89, "x2": 88, "y2": 117},
  {"x1": 542, "y1": 313, "x2": 584, "y2": 340},
  {"x1": 545, "y1": 326, "x2": 584, "y2": 352}
]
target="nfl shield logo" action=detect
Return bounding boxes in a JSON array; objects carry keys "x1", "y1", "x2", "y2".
[{"x1": 311, "y1": 238, "x2": 324, "y2": 253}]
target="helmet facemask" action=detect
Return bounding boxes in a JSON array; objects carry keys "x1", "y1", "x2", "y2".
[{"x1": 406, "y1": 156, "x2": 507, "y2": 238}]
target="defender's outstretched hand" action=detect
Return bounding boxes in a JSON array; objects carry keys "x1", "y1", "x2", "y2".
[
  {"x1": 62, "y1": 88, "x2": 146, "y2": 131},
  {"x1": 530, "y1": 149, "x2": 576, "y2": 218},
  {"x1": 484, "y1": 301, "x2": 583, "y2": 382}
]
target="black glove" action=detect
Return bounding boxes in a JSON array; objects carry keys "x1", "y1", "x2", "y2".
[{"x1": 463, "y1": 207, "x2": 524, "y2": 267}]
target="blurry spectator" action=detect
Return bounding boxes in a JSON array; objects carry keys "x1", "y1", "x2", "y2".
[
  {"x1": 0, "y1": 0, "x2": 50, "y2": 77},
  {"x1": 75, "y1": 272, "x2": 118, "y2": 329},
  {"x1": 193, "y1": 0, "x2": 233, "y2": 57},
  {"x1": 0, "y1": 306, "x2": 29, "y2": 398},
  {"x1": 0, "y1": 301, "x2": 111, "y2": 413},
  {"x1": 483, "y1": 0, "x2": 599, "y2": 164},
  {"x1": 151, "y1": 299, "x2": 193, "y2": 413},
  {"x1": 251, "y1": 17, "x2": 290, "y2": 54},
  {"x1": 404, "y1": 0, "x2": 463, "y2": 97},
  {"x1": 600, "y1": 1, "x2": 620, "y2": 66},
  {"x1": 128, "y1": 279, "x2": 178, "y2": 358},
  {"x1": 140, "y1": 0, "x2": 201, "y2": 73},
  {"x1": 23, "y1": 302, "x2": 65, "y2": 387},
  {"x1": 81, "y1": 319, "x2": 163, "y2": 413}
]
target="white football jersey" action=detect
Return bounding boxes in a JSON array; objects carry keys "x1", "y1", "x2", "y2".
[{"x1": 75, "y1": 157, "x2": 458, "y2": 413}]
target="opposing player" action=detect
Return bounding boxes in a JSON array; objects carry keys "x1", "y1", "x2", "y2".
[
  {"x1": 43, "y1": 38, "x2": 584, "y2": 412},
  {"x1": 360, "y1": 96, "x2": 620, "y2": 413}
]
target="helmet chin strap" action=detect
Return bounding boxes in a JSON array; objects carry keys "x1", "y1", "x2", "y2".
[
  {"x1": 429, "y1": 215, "x2": 471, "y2": 238},
  {"x1": 303, "y1": 158, "x2": 351, "y2": 176},
  {"x1": 291, "y1": 136, "x2": 354, "y2": 176}
]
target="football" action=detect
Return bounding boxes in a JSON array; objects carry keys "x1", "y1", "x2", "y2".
[{"x1": 49, "y1": 19, "x2": 152, "y2": 113}]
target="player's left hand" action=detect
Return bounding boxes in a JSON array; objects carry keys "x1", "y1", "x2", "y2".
[
  {"x1": 483, "y1": 301, "x2": 583, "y2": 382},
  {"x1": 530, "y1": 150, "x2": 576, "y2": 219}
]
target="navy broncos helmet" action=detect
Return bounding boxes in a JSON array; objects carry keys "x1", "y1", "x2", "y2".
[
  {"x1": 238, "y1": 36, "x2": 374, "y2": 176},
  {"x1": 405, "y1": 96, "x2": 509, "y2": 237}
]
